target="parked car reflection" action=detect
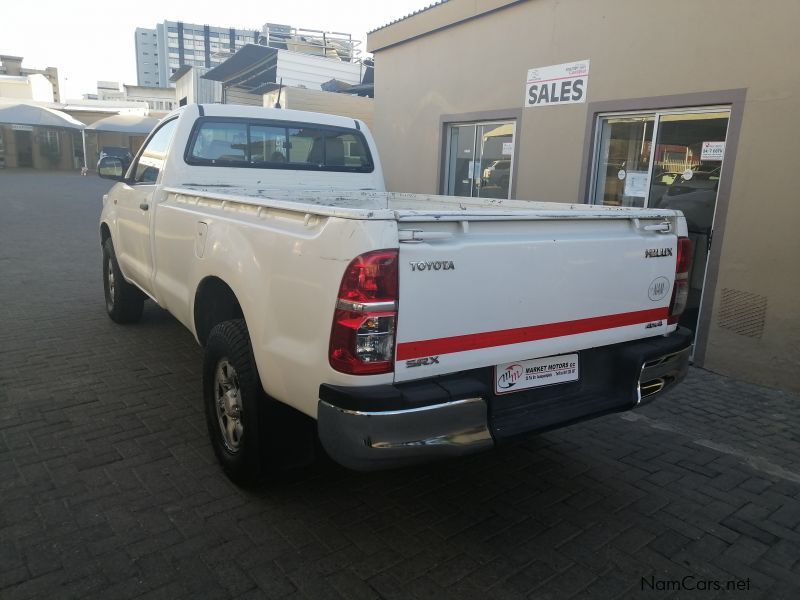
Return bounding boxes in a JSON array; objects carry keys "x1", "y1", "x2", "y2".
[{"x1": 654, "y1": 168, "x2": 719, "y2": 233}]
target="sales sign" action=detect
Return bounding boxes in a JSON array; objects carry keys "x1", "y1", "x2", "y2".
[
  {"x1": 701, "y1": 141, "x2": 725, "y2": 161},
  {"x1": 524, "y1": 60, "x2": 590, "y2": 108}
]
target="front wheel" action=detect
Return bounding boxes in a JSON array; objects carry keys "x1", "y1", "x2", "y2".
[
  {"x1": 102, "y1": 238, "x2": 144, "y2": 323},
  {"x1": 203, "y1": 319, "x2": 269, "y2": 485}
]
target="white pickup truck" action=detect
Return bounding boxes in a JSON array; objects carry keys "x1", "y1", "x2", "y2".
[{"x1": 98, "y1": 104, "x2": 693, "y2": 484}]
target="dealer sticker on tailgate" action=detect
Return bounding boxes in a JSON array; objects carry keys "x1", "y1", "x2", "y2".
[{"x1": 495, "y1": 353, "x2": 579, "y2": 394}]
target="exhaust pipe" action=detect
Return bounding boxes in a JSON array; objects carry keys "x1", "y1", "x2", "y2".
[{"x1": 636, "y1": 347, "x2": 691, "y2": 406}]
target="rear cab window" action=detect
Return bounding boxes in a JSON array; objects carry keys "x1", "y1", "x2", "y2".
[{"x1": 186, "y1": 117, "x2": 373, "y2": 173}]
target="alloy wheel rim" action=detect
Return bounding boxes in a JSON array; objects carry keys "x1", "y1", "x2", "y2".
[
  {"x1": 106, "y1": 258, "x2": 115, "y2": 306},
  {"x1": 214, "y1": 358, "x2": 243, "y2": 453}
]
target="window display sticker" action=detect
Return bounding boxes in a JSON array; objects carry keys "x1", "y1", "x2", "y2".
[
  {"x1": 701, "y1": 141, "x2": 725, "y2": 161},
  {"x1": 502, "y1": 142, "x2": 514, "y2": 156},
  {"x1": 624, "y1": 171, "x2": 649, "y2": 197}
]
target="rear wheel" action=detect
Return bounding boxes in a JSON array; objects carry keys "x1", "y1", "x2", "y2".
[
  {"x1": 102, "y1": 238, "x2": 144, "y2": 323},
  {"x1": 203, "y1": 319, "x2": 269, "y2": 485}
]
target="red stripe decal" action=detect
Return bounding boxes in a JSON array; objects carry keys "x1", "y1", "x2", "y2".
[{"x1": 396, "y1": 308, "x2": 669, "y2": 360}]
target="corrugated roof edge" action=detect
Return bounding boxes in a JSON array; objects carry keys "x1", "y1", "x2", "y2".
[{"x1": 367, "y1": 0, "x2": 450, "y2": 33}]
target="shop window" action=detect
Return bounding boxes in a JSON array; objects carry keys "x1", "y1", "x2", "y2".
[
  {"x1": 443, "y1": 121, "x2": 515, "y2": 199},
  {"x1": 44, "y1": 130, "x2": 60, "y2": 152},
  {"x1": 590, "y1": 108, "x2": 731, "y2": 340}
]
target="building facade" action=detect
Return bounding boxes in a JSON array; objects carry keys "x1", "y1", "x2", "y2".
[
  {"x1": 136, "y1": 21, "x2": 261, "y2": 88},
  {"x1": 0, "y1": 104, "x2": 84, "y2": 170},
  {"x1": 262, "y1": 87, "x2": 373, "y2": 128},
  {"x1": 0, "y1": 55, "x2": 60, "y2": 102},
  {"x1": 137, "y1": 21, "x2": 361, "y2": 89},
  {"x1": 123, "y1": 85, "x2": 177, "y2": 114},
  {"x1": 367, "y1": 0, "x2": 800, "y2": 392},
  {"x1": 171, "y1": 66, "x2": 223, "y2": 106},
  {"x1": 84, "y1": 82, "x2": 175, "y2": 114},
  {"x1": 0, "y1": 73, "x2": 54, "y2": 102},
  {"x1": 0, "y1": 123, "x2": 81, "y2": 170},
  {"x1": 134, "y1": 28, "x2": 160, "y2": 87}
]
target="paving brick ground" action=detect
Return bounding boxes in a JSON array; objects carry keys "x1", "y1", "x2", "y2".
[{"x1": 1, "y1": 170, "x2": 798, "y2": 599}]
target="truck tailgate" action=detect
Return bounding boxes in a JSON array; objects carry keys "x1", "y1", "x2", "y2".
[{"x1": 394, "y1": 215, "x2": 680, "y2": 382}]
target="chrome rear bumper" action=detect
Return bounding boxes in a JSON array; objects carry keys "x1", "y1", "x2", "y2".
[
  {"x1": 318, "y1": 329, "x2": 692, "y2": 470},
  {"x1": 317, "y1": 397, "x2": 493, "y2": 471}
]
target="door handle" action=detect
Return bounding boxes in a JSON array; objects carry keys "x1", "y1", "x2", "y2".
[
  {"x1": 139, "y1": 203, "x2": 149, "y2": 211},
  {"x1": 633, "y1": 218, "x2": 671, "y2": 233}
]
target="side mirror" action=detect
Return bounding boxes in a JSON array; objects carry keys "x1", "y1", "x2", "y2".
[{"x1": 98, "y1": 156, "x2": 126, "y2": 181}]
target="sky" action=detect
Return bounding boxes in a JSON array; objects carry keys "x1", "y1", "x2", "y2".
[{"x1": 0, "y1": 0, "x2": 435, "y2": 100}]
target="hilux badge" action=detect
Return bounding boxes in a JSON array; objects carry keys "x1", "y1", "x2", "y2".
[{"x1": 645, "y1": 248, "x2": 673, "y2": 258}]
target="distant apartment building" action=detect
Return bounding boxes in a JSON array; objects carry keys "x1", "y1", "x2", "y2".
[
  {"x1": 135, "y1": 21, "x2": 261, "y2": 87},
  {"x1": 136, "y1": 21, "x2": 359, "y2": 88},
  {"x1": 134, "y1": 28, "x2": 160, "y2": 87},
  {"x1": 0, "y1": 55, "x2": 60, "y2": 102}
]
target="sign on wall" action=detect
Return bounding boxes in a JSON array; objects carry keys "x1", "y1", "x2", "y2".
[
  {"x1": 11, "y1": 124, "x2": 33, "y2": 131},
  {"x1": 524, "y1": 60, "x2": 590, "y2": 108},
  {"x1": 701, "y1": 141, "x2": 725, "y2": 161}
]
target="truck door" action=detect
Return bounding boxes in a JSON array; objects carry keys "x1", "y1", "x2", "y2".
[{"x1": 113, "y1": 119, "x2": 177, "y2": 290}]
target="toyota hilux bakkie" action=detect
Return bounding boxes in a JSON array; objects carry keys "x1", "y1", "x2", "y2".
[{"x1": 98, "y1": 104, "x2": 693, "y2": 484}]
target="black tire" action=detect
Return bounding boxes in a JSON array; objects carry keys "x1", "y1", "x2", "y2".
[
  {"x1": 102, "y1": 238, "x2": 145, "y2": 324},
  {"x1": 203, "y1": 319, "x2": 269, "y2": 485}
]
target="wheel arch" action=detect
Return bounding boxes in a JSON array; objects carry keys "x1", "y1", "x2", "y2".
[
  {"x1": 193, "y1": 276, "x2": 245, "y2": 346},
  {"x1": 100, "y1": 222, "x2": 112, "y2": 245}
]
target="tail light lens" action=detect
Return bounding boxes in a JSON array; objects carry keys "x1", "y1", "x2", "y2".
[
  {"x1": 329, "y1": 249, "x2": 398, "y2": 374},
  {"x1": 668, "y1": 237, "x2": 694, "y2": 325}
]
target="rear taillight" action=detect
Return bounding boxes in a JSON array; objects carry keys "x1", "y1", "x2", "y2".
[
  {"x1": 668, "y1": 236, "x2": 694, "y2": 325},
  {"x1": 329, "y1": 249, "x2": 398, "y2": 374}
]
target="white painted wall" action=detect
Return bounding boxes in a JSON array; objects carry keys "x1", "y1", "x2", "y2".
[
  {"x1": 275, "y1": 50, "x2": 361, "y2": 90},
  {"x1": 0, "y1": 74, "x2": 54, "y2": 101}
]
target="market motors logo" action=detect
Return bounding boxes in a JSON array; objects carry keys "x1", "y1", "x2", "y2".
[{"x1": 497, "y1": 364, "x2": 523, "y2": 389}]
